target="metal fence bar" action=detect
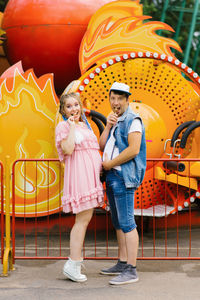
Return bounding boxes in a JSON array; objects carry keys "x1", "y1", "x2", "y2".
[
  {"x1": 188, "y1": 160, "x2": 192, "y2": 257},
  {"x1": 35, "y1": 161, "x2": 38, "y2": 257},
  {"x1": 0, "y1": 161, "x2": 4, "y2": 263},
  {"x1": 11, "y1": 160, "x2": 16, "y2": 263},
  {"x1": 58, "y1": 163, "x2": 62, "y2": 257},
  {"x1": 11, "y1": 158, "x2": 200, "y2": 261},
  {"x1": 12, "y1": 159, "x2": 61, "y2": 262},
  {"x1": 152, "y1": 163, "x2": 156, "y2": 257},
  {"x1": 2, "y1": 156, "x2": 14, "y2": 275},
  {"x1": 140, "y1": 183, "x2": 144, "y2": 258},
  {"x1": 23, "y1": 161, "x2": 26, "y2": 258}
]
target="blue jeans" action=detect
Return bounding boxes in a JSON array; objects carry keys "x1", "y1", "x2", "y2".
[{"x1": 106, "y1": 169, "x2": 137, "y2": 233}]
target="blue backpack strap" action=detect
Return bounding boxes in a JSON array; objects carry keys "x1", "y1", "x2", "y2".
[{"x1": 81, "y1": 112, "x2": 92, "y2": 131}]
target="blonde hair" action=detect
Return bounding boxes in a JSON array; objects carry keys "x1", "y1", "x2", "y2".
[{"x1": 59, "y1": 92, "x2": 84, "y2": 120}]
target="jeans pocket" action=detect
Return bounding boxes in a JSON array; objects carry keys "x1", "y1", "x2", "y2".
[{"x1": 113, "y1": 169, "x2": 123, "y2": 180}]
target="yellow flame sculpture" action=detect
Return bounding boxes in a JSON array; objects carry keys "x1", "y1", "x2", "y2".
[
  {"x1": 76, "y1": 0, "x2": 200, "y2": 214},
  {"x1": 0, "y1": 67, "x2": 61, "y2": 216},
  {"x1": 1, "y1": 0, "x2": 200, "y2": 217},
  {"x1": 79, "y1": 0, "x2": 182, "y2": 73}
]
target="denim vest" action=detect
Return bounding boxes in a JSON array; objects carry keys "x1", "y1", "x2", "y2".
[{"x1": 108, "y1": 106, "x2": 146, "y2": 188}]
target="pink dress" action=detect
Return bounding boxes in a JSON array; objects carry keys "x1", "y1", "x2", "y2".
[{"x1": 55, "y1": 121, "x2": 104, "y2": 214}]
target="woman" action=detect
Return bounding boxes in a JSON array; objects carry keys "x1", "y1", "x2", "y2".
[{"x1": 55, "y1": 92, "x2": 103, "y2": 282}]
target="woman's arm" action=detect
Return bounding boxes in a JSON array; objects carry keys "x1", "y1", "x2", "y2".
[
  {"x1": 99, "y1": 125, "x2": 111, "y2": 151},
  {"x1": 61, "y1": 117, "x2": 76, "y2": 155}
]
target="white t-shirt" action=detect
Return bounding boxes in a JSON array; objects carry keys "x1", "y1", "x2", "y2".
[{"x1": 103, "y1": 117, "x2": 142, "y2": 171}]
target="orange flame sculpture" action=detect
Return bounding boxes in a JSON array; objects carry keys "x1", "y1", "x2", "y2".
[
  {"x1": 0, "y1": 64, "x2": 61, "y2": 216},
  {"x1": 76, "y1": 0, "x2": 200, "y2": 216},
  {"x1": 79, "y1": 0, "x2": 182, "y2": 73},
  {"x1": 1, "y1": 0, "x2": 200, "y2": 217}
]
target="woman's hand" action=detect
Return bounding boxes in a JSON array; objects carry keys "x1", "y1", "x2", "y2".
[
  {"x1": 61, "y1": 116, "x2": 76, "y2": 155},
  {"x1": 67, "y1": 116, "x2": 76, "y2": 127}
]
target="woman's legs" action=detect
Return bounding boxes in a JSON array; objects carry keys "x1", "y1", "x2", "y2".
[
  {"x1": 63, "y1": 208, "x2": 94, "y2": 282},
  {"x1": 70, "y1": 208, "x2": 94, "y2": 260}
]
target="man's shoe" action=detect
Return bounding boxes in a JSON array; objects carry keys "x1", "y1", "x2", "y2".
[
  {"x1": 109, "y1": 264, "x2": 138, "y2": 285},
  {"x1": 100, "y1": 260, "x2": 127, "y2": 275}
]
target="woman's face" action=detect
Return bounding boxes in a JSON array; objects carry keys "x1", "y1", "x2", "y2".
[{"x1": 63, "y1": 96, "x2": 81, "y2": 122}]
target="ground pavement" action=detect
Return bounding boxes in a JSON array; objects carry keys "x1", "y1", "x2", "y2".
[{"x1": 0, "y1": 259, "x2": 200, "y2": 300}]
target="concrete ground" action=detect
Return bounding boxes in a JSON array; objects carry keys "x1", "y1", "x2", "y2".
[
  {"x1": 1, "y1": 217, "x2": 200, "y2": 299},
  {"x1": 0, "y1": 259, "x2": 200, "y2": 300}
]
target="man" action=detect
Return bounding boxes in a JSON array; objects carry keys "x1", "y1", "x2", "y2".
[{"x1": 99, "y1": 82, "x2": 146, "y2": 285}]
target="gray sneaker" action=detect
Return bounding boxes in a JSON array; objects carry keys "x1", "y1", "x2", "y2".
[
  {"x1": 109, "y1": 264, "x2": 139, "y2": 285},
  {"x1": 100, "y1": 260, "x2": 127, "y2": 275}
]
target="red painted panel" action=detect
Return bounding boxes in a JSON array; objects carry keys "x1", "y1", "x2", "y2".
[{"x1": 2, "y1": 0, "x2": 115, "y2": 93}]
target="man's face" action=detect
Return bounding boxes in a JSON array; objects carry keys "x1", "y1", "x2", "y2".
[{"x1": 109, "y1": 91, "x2": 129, "y2": 116}]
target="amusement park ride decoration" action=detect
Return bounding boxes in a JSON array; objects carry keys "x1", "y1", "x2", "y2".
[
  {"x1": 0, "y1": 62, "x2": 60, "y2": 216},
  {"x1": 1, "y1": 0, "x2": 116, "y2": 94},
  {"x1": 0, "y1": 0, "x2": 200, "y2": 217}
]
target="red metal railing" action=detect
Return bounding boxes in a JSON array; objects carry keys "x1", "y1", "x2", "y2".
[
  {"x1": 12, "y1": 159, "x2": 63, "y2": 262},
  {"x1": 0, "y1": 161, "x2": 4, "y2": 262},
  {"x1": 11, "y1": 158, "x2": 200, "y2": 261},
  {"x1": 138, "y1": 158, "x2": 200, "y2": 260}
]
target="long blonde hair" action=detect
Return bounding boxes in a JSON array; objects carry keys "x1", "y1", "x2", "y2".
[{"x1": 59, "y1": 92, "x2": 84, "y2": 121}]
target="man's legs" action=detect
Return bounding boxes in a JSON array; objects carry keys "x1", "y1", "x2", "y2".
[
  {"x1": 125, "y1": 228, "x2": 139, "y2": 266},
  {"x1": 103, "y1": 169, "x2": 139, "y2": 284},
  {"x1": 100, "y1": 171, "x2": 128, "y2": 275},
  {"x1": 108, "y1": 228, "x2": 139, "y2": 285},
  {"x1": 116, "y1": 229, "x2": 127, "y2": 261},
  {"x1": 100, "y1": 228, "x2": 128, "y2": 276},
  {"x1": 101, "y1": 170, "x2": 138, "y2": 281},
  {"x1": 117, "y1": 227, "x2": 139, "y2": 266}
]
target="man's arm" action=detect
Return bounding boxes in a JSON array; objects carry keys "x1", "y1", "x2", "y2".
[
  {"x1": 99, "y1": 113, "x2": 118, "y2": 151},
  {"x1": 102, "y1": 131, "x2": 142, "y2": 170}
]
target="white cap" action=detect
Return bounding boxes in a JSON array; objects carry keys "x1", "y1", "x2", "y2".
[{"x1": 110, "y1": 82, "x2": 131, "y2": 95}]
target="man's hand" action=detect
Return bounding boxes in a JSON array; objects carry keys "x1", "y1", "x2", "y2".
[
  {"x1": 106, "y1": 113, "x2": 118, "y2": 129},
  {"x1": 99, "y1": 113, "x2": 118, "y2": 152}
]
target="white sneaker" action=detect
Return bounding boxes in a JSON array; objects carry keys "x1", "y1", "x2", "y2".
[{"x1": 63, "y1": 258, "x2": 87, "y2": 282}]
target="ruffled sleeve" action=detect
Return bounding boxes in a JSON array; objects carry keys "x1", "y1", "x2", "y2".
[{"x1": 55, "y1": 121, "x2": 69, "y2": 162}]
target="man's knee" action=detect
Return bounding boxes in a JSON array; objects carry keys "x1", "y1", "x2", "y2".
[{"x1": 120, "y1": 222, "x2": 137, "y2": 233}]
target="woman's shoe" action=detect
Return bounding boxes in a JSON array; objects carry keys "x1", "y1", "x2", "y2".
[{"x1": 63, "y1": 258, "x2": 87, "y2": 282}]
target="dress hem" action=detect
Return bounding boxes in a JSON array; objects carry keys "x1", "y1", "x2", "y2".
[{"x1": 62, "y1": 196, "x2": 104, "y2": 214}]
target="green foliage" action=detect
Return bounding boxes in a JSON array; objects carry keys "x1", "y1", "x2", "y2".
[
  {"x1": 0, "y1": 0, "x2": 199, "y2": 74},
  {"x1": 0, "y1": 0, "x2": 8, "y2": 12},
  {"x1": 142, "y1": 0, "x2": 158, "y2": 16},
  {"x1": 141, "y1": 0, "x2": 200, "y2": 74}
]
